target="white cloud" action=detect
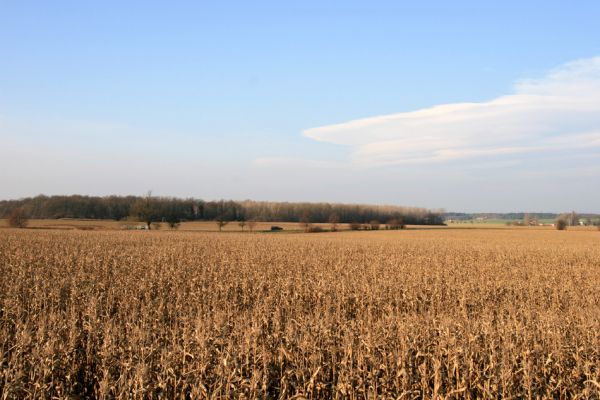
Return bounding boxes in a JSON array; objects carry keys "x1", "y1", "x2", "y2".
[{"x1": 303, "y1": 57, "x2": 600, "y2": 166}]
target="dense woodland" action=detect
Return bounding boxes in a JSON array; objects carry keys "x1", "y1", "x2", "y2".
[{"x1": 0, "y1": 195, "x2": 445, "y2": 225}]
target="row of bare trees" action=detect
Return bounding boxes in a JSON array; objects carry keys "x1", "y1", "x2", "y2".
[
  {"x1": 348, "y1": 218, "x2": 405, "y2": 231},
  {"x1": 1, "y1": 194, "x2": 445, "y2": 226},
  {"x1": 299, "y1": 213, "x2": 406, "y2": 233},
  {"x1": 214, "y1": 217, "x2": 258, "y2": 232}
]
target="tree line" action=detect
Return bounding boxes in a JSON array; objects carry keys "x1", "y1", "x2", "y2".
[{"x1": 0, "y1": 194, "x2": 445, "y2": 226}]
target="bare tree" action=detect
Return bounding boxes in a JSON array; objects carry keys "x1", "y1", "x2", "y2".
[
  {"x1": 557, "y1": 212, "x2": 579, "y2": 227},
  {"x1": 8, "y1": 207, "x2": 29, "y2": 228},
  {"x1": 130, "y1": 191, "x2": 159, "y2": 229},
  {"x1": 215, "y1": 215, "x2": 229, "y2": 231},
  {"x1": 329, "y1": 213, "x2": 340, "y2": 232},
  {"x1": 247, "y1": 219, "x2": 257, "y2": 232},
  {"x1": 238, "y1": 220, "x2": 247, "y2": 231},
  {"x1": 299, "y1": 211, "x2": 312, "y2": 232},
  {"x1": 569, "y1": 211, "x2": 579, "y2": 226}
]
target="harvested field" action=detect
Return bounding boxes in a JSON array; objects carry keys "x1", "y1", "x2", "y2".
[{"x1": 1, "y1": 228, "x2": 599, "y2": 398}]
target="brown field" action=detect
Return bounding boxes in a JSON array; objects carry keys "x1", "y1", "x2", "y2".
[{"x1": 1, "y1": 227, "x2": 599, "y2": 398}]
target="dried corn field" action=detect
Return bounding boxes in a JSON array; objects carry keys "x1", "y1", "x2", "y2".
[{"x1": 1, "y1": 228, "x2": 599, "y2": 399}]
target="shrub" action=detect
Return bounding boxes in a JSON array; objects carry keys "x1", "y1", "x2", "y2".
[
  {"x1": 8, "y1": 208, "x2": 29, "y2": 228},
  {"x1": 555, "y1": 219, "x2": 567, "y2": 230},
  {"x1": 387, "y1": 218, "x2": 406, "y2": 230},
  {"x1": 349, "y1": 222, "x2": 361, "y2": 231},
  {"x1": 299, "y1": 212, "x2": 312, "y2": 232},
  {"x1": 329, "y1": 214, "x2": 340, "y2": 232},
  {"x1": 166, "y1": 216, "x2": 181, "y2": 230},
  {"x1": 247, "y1": 220, "x2": 258, "y2": 232}
]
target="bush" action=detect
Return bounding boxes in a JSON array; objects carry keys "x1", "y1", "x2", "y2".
[
  {"x1": 387, "y1": 218, "x2": 406, "y2": 230},
  {"x1": 555, "y1": 219, "x2": 567, "y2": 230},
  {"x1": 349, "y1": 222, "x2": 361, "y2": 231},
  {"x1": 166, "y1": 216, "x2": 181, "y2": 230},
  {"x1": 328, "y1": 214, "x2": 340, "y2": 232},
  {"x1": 8, "y1": 208, "x2": 29, "y2": 228}
]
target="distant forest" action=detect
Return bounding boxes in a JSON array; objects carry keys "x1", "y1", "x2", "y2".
[
  {"x1": 446, "y1": 212, "x2": 559, "y2": 220},
  {"x1": 0, "y1": 195, "x2": 445, "y2": 225},
  {"x1": 446, "y1": 212, "x2": 600, "y2": 221}
]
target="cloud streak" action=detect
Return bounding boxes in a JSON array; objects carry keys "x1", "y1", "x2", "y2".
[{"x1": 303, "y1": 57, "x2": 600, "y2": 166}]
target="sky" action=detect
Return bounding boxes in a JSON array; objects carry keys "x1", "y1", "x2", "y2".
[{"x1": 1, "y1": 1, "x2": 600, "y2": 212}]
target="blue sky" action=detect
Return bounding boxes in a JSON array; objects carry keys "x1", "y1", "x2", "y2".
[{"x1": 2, "y1": 1, "x2": 600, "y2": 212}]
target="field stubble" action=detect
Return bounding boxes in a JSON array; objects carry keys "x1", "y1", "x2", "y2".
[{"x1": 0, "y1": 229, "x2": 599, "y2": 398}]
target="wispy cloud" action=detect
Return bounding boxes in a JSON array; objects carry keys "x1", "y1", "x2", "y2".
[
  {"x1": 253, "y1": 157, "x2": 342, "y2": 169},
  {"x1": 303, "y1": 57, "x2": 600, "y2": 166}
]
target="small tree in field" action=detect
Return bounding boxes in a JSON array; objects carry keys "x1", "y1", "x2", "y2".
[
  {"x1": 130, "y1": 191, "x2": 159, "y2": 229},
  {"x1": 299, "y1": 211, "x2": 312, "y2": 232},
  {"x1": 247, "y1": 219, "x2": 257, "y2": 232},
  {"x1": 238, "y1": 220, "x2": 247, "y2": 231},
  {"x1": 164, "y1": 201, "x2": 181, "y2": 229},
  {"x1": 329, "y1": 213, "x2": 340, "y2": 232},
  {"x1": 555, "y1": 219, "x2": 567, "y2": 230},
  {"x1": 8, "y1": 208, "x2": 29, "y2": 228},
  {"x1": 215, "y1": 215, "x2": 229, "y2": 231}
]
